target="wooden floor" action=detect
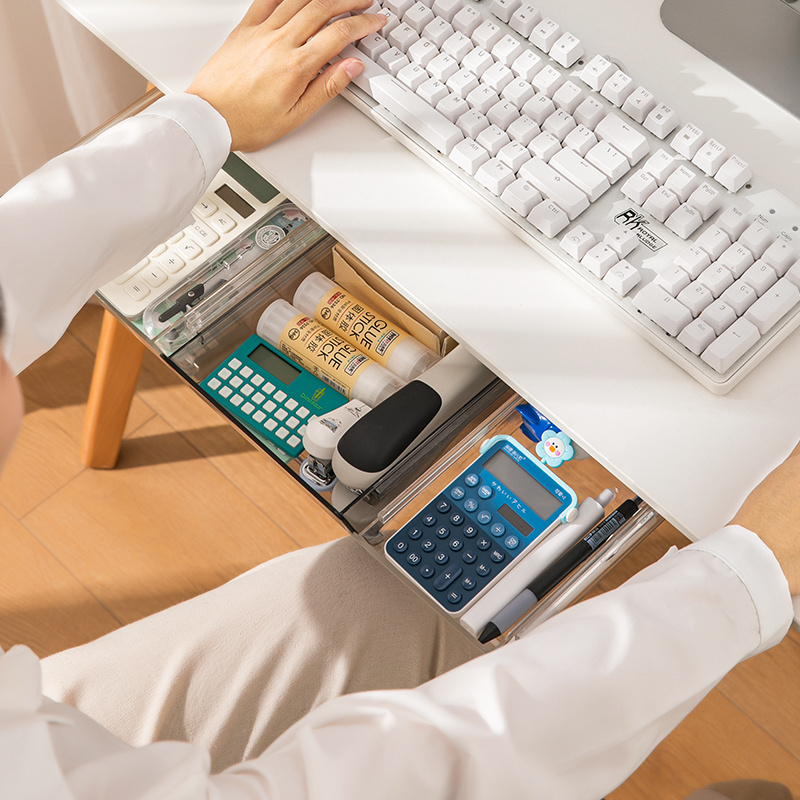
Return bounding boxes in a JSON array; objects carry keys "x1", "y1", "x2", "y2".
[{"x1": 1, "y1": 303, "x2": 799, "y2": 797}]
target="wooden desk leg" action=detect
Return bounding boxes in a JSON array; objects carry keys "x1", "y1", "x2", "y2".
[{"x1": 81, "y1": 310, "x2": 146, "y2": 469}]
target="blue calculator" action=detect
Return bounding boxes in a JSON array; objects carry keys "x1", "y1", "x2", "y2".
[
  {"x1": 384, "y1": 435, "x2": 578, "y2": 613},
  {"x1": 200, "y1": 334, "x2": 347, "y2": 458}
]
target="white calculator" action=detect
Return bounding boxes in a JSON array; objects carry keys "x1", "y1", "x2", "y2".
[{"x1": 98, "y1": 154, "x2": 286, "y2": 318}]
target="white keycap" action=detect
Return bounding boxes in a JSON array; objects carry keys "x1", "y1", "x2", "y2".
[
  {"x1": 437, "y1": 93, "x2": 469, "y2": 122},
  {"x1": 123, "y1": 281, "x2": 150, "y2": 301},
  {"x1": 741, "y1": 261, "x2": 778, "y2": 296},
  {"x1": 642, "y1": 186, "x2": 680, "y2": 222},
  {"x1": 642, "y1": 149, "x2": 678, "y2": 183},
  {"x1": 417, "y1": 77, "x2": 449, "y2": 105},
  {"x1": 664, "y1": 165, "x2": 700, "y2": 202},
  {"x1": 739, "y1": 222, "x2": 774, "y2": 258},
  {"x1": 600, "y1": 70, "x2": 635, "y2": 107},
  {"x1": 377, "y1": 46, "x2": 410, "y2": 73},
  {"x1": 784, "y1": 260, "x2": 800, "y2": 288},
  {"x1": 159, "y1": 253, "x2": 186, "y2": 274},
  {"x1": 621, "y1": 86, "x2": 656, "y2": 124},
  {"x1": 563, "y1": 124, "x2": 597, "y2": 157},
  {"x1": 476, "y1": 124, "x2": 510, "y2": 156},
  {"x1": 475, "y1": 157, "x2": 516, "y2": 195},
  {"x1": 407, "y1": 37, "x2": 438, "y2": 66},
  {"x1": 432, "y1": 0, "x2": 461, "y2": 22},
  {"x1": 492, "y1": 34, "x2": 525, "y2": 67},
  {"x1": 677, "y1": 319, "x2": 717, "y2": 355},
  {"x1": 643, "y1": 103, "x2": 679, "y2": 139},
  {"x1": 522, "y1": 94, "x2": 556, "y2": 126},
  {"x1": 360, "y1": 33, "x2": 391, "y2": 60},
  {"x1": 634, "y1": 283, "x2": 693, "y2": 336},
  {"x1": 388, "y1": 22, "x2": 420, "y2": 51},
  {"x1": 507, "y1": 114, "x2": 541, "y2": 145},
  {"x1": 441, "y1": 30, "x2": 471, "y2": 58},
  {"x1": 456, "y1": 108, "x2": 490, "y2": 138},
  {"x1": 603, "y1": 259, "x2": 641, "y2": 295},
  {"x1": 543, "y1": 109, "x2": 577, "y2": 141},
  {"x1": 422, "y1": 18, "x2": 453, "y2": 47},
  {"x1": 142, "y1": 265, "x2": 167, "y2": 288},
  {"x1": 500, "y1": 178, "x2": 542, "y2": 216},
  {"x1": 450, "y1": 138, "x2": 490, "y2": 174},
  {"x1": 509, "y1": 3, "x2": 542, "y2": 37},
  {"x1": 532, "y1": 65, "x2": 565, "y2": 97},
  {"x1": 594, "y1": 113, "x2": 649, "y2": 163},
  {"x1": 446, "y1": 68, "x2": 479, "y2": 98},
  {"x1": 700, "y1": 301, "x2": 737, "y2": 335},
  {"x1": 697, "y1": 263, "x2": 734, "y2": 297},
  {"x1": 550, "y1": 32, "x2": 583, "y2": 68},
  {"x1": 580, "y1": 54, "x2": 616, "y2": 91},
  {"x1": 427, "y1": 52, "x2": 459, "y2": 81},
  {"x1": 461, "y1": 46, "x2": 493, "y2": 77},
  {"x1": 719, "y1": 280, "x2": 757, "y2": 315},
  {"x1": 585, "y1": 142, "x2": 630, "y2": 183},
  {"x1": 518, "y1": 156, "x2": 590, "y2": 218},
  {"x1": 560, "y1": 225, "x2": 596, "y2": 260},
  {"x1": 716, "y1": 206, "x2": 751, "y2": 240},
  {"x1": 177, "y1": 238, "x2": 203, "y2": 260},
  {"x1": 621, "y1": 170, "x2": 658, "y2": 205},
  {"x1": 528, "y1": 131, "x2": 561, "y2": 161},
  {"x1": 552, "y1": 81, "x2": 584, "y2": 115},
  {"x1": 761, "y1": 239, "x2": 796, "y2": 276},
  {"x1": 581, "y1": 242, "x2": 618, "y2": 277},
  {"x1": 549, "y1": 148, "x2": 610, "y2": 201},
  {"x1": 529, "y1": 18, "x2": 561, "y2": 52},
  {"x1": 485, "y1": 62, "x2": 516, "y2": 94},
  {"x1": 497, "y1": 140, "x2": 532, "y2": 171},
  {"x1": 664, "y1": 204, "x2": 702, "y2": 240},
  {"x1": 675, "y1": 245, "x2": 711, "y2": 279},
  {"x1": 692, "y1": 138, "x2": 728, "y2": 177},
  {"x1": 573, "y1": 97, "x2": 606, "y2": 130},
  {"x1": 386, "y1": 0, "x2": 414, "y2": 15},
  {"x1": 676, "y1": 282, "x2": 714, "y2": 316},
  {"x1": 717, "y1": 243, "x2": 755, "y2": 278},
  {"x1": 194, "y1": 198, "x2": 217, "y2": 218},
  {"x1": 715, "y1": 155, "x2": 752, "y2": 193},
  {"x1": 488, "y1": 100, "x2": 521, "y2": 130},
  {"x1": 378, "y1": 8, "x2": 401, "y2": 33},
  {"x1": 452, "y1": 5, "x2": 482, "y2": 35},
  {"x1": 467, "y1": 84, "x2": 500, "y2": 114},
  {"x1": 701, "y1": 317, "x2": 760, "y2": 373},
  {"x1": 472, "y1": 19, "x2": 503, "y2": 50},
  {"x1": 671, "y1": 123, "x2": 705, "y2": 159},
  {"x1": 694, "y1": 225, "x2": 731, "y2": 261},
  {"x1": 502, "y1": 79, "x2": 535, "y2": 108},
  {"x1": 655, "y1": 265, "x2": 691, "y2": 296},
  {"x1": 398, "y1": 62, "x2": 428, "y2": 90},
  {"x1": 490, "y1": 0, "x2": 521, "y2": 23},
  {"x1": 686, "y1": 182, "x2": 722, "y2": 221},
  {"x1": 510, "y1": 50, "x2": 544, "y2": 81},
  {"x1": 604, "y1": 225, "x2": 638, "y2": 257},
  {"x1": 527, "y1": 200, "x2": 570, "y2": 237}
]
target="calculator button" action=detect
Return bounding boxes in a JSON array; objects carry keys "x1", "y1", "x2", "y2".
[
  {"x1": 287, "y1": 435, "x2": 301, "y2": 448},
  {"x1": 252, "y1": 392, "x2": 266, "y2": 405},
  {"x1": 407, "y1": 526, "x2": 423, "y2": 539},
  {"x1": 434, "y1": 566, "x2": 462, "y2": 590},
  {"x1": 219, "y1": 386, "x2": 233, "y2": 398},
  {"x1": 123, "y1": 281, "x2": 150, "y2": 300},
  {"x1": 298, "y1": 425, "x2": 307, "y2": 436},
  {"x1": 478, "y1": 485, "x2": 493, "y2": 499},
  {"x1": 422, "y1": 513, "x2": 437, "y2": 526},
  {"x1": 420, "y1": 564, "x2": 435, "y2": 578},
  {"x1": 464, "y1": 473, "x2": 480, "y2": 487},
  {"x1": 462, "y1": 549, "x2": 477, "y2": 564},
  {"x1": 208, "y1": 212, "x2": 237, "y2": 234},
  {"x1": 285, "y1": 398, "x2": 298, "y2": 411},
  {"x1": 464, "y1": 498, "x2": 479, "y2": 513},
  {"x1": 148, "y1": 243, "x2": 167, "y2": 257},
  {"x1": 264, "y1": 382, "x2": 276, "y2": 394},
  {"x1": 114, "y1": 261, "x2": 146, "y2": 284},
  {"x1": 449, "y1": 538, "x2": 463, "y2": 551},
  {"x1": 178, "y1": 238, "x2": 204, "y2": 260},
  {"x1": 274, "y1": 390, "x2": 288, "y2": 403},
  {"x1": 219, "y1": 367, "x2": 232, "y2": 379},
  {"x1": 394, "y1": 539, "x2": 409, "y2": 553},
  {"x1": 450, "y1": 486, "x2": 466, "y2": 500},
  {"x1": 189, "y1": 221, "x2": 220, "y2": 246},
  {"x1": 194, "y1": 198, "x2": 217, "y2": 217},
  {"x1": 230, "y1": 394, "x2": 244, "y2": 407},
  {"x1": 253, "y1": 410, "x2": 266, "y2": 423},
  {"x1": 168, "y1": 231, "x2": 185, "y2": 245},
  {"x1": 275, "y1": 408, "x2": 289, "y2": 421},
  {"x1": 490, "y1": 548, "x2": 506, "y2": 563},
  {"x1": 240, "y1": 366, "x2": 253, "y2": 379},
  {"x1": 446, "y1": 591, "x2": 462, "y2": 605},
  {"x1": 265, "y1": 419, "x2": 278, "y2": 431},
  {"x1": 436, "y1": 498, "x2": 451, "y2": 513},
  {"x1": 251, "y1": 375, "x2": 265, "y2": 387},
  {"x1": 230, "y1": 376, "x2": 244, "y2": 388},
  {"x1": 229, "y1": 358, "x2": 242, "y2": 369},
  {"x1": 476, "y1": 536, "x2": 492, "y2": 550},
  {"x1": 435, "y1": 525, "x2": 450, "y2": 538},
  {"x1": 477, "y1": 510, "x2": 493, "y2": 525},
  {"x1": 241, "y1": 385, "x2": 254, "y2": 397},
  {"x1": 265, "y1": 401, "x2": 277, "y2": 413},
  {"x1": 275, "y1": 427, "x2": 290, "y2": 440},
  {"x1": 241, "y1": 402, "x2": 255, "y2": 415},
  {"x1": 450, "y1": 512, "x2": 465, "y2": 526},
  {"x1": 476, "y1": 563, "x2": 491, "y2": 577},
  {"x1": 504, "y1": 535, "x2": 520, "y2": 550},
  {"x1": 421, "y1": 539, "x2": 436, "y2": 552},
  {"x1": 159, "y1": 253, "x2": 186, "y2": 274},
  {"x1": 462, "y1": 576, "x2": 477, "y2": 591},
  {"x1": 286, "y1": 417, "x2": 300, "y2": 429},
  {"x1": 296, "y1": 407, "x2": 310, "y2": 419},
  {"x1": 407, "y1": 552, "x2": 421, "y2": 566},
  {"x1": 207, "y1": 378, "x2": 221, "y2": 390},
  {"x1": 142, "y1": 266, "x2": 167, "y2": 288},
  {"x1": 434, "y1": 551, "x2": 450, "y2": 565},
  {"x1": 490, "y1": 522, "x2": 506, "y2": 537},
  {"x1": 463, "y1": 524, "x2": 478, "y2": 538}
]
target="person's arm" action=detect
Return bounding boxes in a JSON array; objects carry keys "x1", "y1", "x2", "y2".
[{"x1": 0, "y1": 0, "x2": 385, "y2": 373}]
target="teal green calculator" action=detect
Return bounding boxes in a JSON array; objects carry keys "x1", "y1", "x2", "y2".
[{"x1": 200, "y1": 335, "x2": 347, "y2": 457}]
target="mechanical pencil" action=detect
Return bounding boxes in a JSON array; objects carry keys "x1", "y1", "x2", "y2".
[{"x1": 478, "y1": 496, "x2": 642, "y2": 643}]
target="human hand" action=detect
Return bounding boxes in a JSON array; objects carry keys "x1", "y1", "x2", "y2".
[
  {"x1": 731, "y1": 441, "x2": 800, "y2": 594},
  {"x1": 187, "y1": 0, "x2": 386, "y2": 151}
]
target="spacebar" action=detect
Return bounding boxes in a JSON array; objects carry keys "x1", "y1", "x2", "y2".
[{"x1": 339, "y1": 46, "x2": 464, "y2": 155}]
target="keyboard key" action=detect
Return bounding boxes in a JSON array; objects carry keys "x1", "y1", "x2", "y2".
[
  {"x1": 427, "y1": 51, "x2": 459, "y2": 81},
  {"x1": 552, "y1": 81, "x2": 585, "y2": 115},
  {"x1": 472, "y1": 19, "x2": 503, "y2": 50},
  {"x1": 700, "y1": 301, "x2": 737, "y2": 335},
  {"x1": 474, "y1": 157, "x2": 516, "y2": 194},
  {"x1": 462, "y1": 46, "x2": 494, "y2": 78},
  {"x1": 519, "y1": 156, "x2": 590, "y2": 218},
  {"x1": 741, "y1": 261, "x2": 778, "y2": 296},
  {"x1": 466, "y1": 84, "x2": 500, "y2": 114},
  {"x1": 719, "y1": 280, "x2": 757, "y2": 315},
  {"x1": 497, "y1": 140, "x2": 532, "y2": 171},
  {"x1": 550, "y1": 32, "x2": 584, "y2": 68},
  {"x1": 559, "y1": 225, "x2": 597, "y2": 260},
  {"x1": 642, "y1": 186, "x2": 680, "y2": 222},
  {"x1": 655, "y1": 265, "x2": 691, "y2": 296},
  {"x1": 543, "y1": 109, "x2": 577, "y2": 141},
  {"x1": 405, "y1": 2, "x2": 435, "y2": 33},
  {"x1": 677, "y1": 318, "x2": 717, "y2": 355},
  {"x1": 532, "y1": 65, "x2": 565, "y2": 97},
  {"x1": 456, "y1": 108, "x2": 490, "y2": 138},
  {"x1": 510, "y1": 49, "x2": 544, "y2": 81},
  {"x1": 446, "y1": 67, "x2": 479, "y2": 98},
  {"x1": 687, "y1": 182, "x2": 722, "y2": 221},
  {"x1": 585, "y1": 142, "x2": 630, "y2": 183},
  {"x1": 581, "y1": 54, "x2": 617, "y2": 91},
  {"x1": 692, "y1": 138, "x2": 728, "y2": 177},
  {"x1": 634, "y1": 283, "x2": 693, "y2": 336},
  {"x1": 509, "y1": 3, "x2": 542, "y2": 37},
  {"x1": 360, "y1": 33, "x2": 391, "y2": 60},
  {"x1": 549, "y1": 148, "x2": 610, "y2": 201},
  {"x1": 701, "y1": 317, "x2": 760, "y2": 373},
  {"x1": 529, "y1": 18, "x2": 561, "y2": 52},
  {"x1": 716, "y1": 206, "x2": 751, "y2": 240},
  {"x1": 744, "y1": 279, "x2": 800, "y2": 333},
  {"x1": 664, "y1": 204, "x2": 702, "y2": 240},
  {"x1": 621, "y1": 86, "x2": 657, "y2": 124},
  {"x1": 506, "y1": 114, "x2": 541, "y2": 146},
  {"x1": 664, "y1": 165, "x2": 700, "y2": 202},
  {"x1": 603, "y1": 259, "x2": 641, "y2": 295},
  {"x1": 581, "y1": 242, "x2": 618, "y2": 277},
  {"x1": 398, "y1": 62, "x2": 428, "y2": 90},
  {"x1": 642, "y1": 149, "x2": 679, "y2": 183},
  {"x1": 697, "y1": 263, "x2": 734, "y2": 297},
  {"x1": 739, "y1": 222, "x2": 774, "y2": 259},
  {"x1": 500, "y1": 178, "x2": 542, "y2": 216},
  {"x1": 476, "y1": 124, "x2": 510, "y2": 156},
  {"x1": 417, "y1": 77, "x2": 449, "y2": 106},
  {"x1": 671, "y1": 123, "x2": 705, "y2": 159},
  {"x1": 694, "y1": 225, "x2": 731, "y2": 260},
  {"x1": 490, "y1": 0, "x2": 522, "y2": 23},
  {"x1": 436, "y1": 92, "x2": 469, "y2": 122},
  {"x1": 600, "y1": 70, "x2": 635, "y2": 107},
  {"x1": 562, "y1": 124, "x2": 598, "y2": 157},
  {"x1": 718, "y1": 243, "x2": 755, "y2": 278},
  {"x1": 377, "y1": 46, "x2": 410, "y2": 73},
  {"x1": 452, "y1": 4, "x2": 482, "y2": 35},
  {"x1": 761, "y1": 240, "x2": 796, "y2": 276},
  {"x1": 487, "y1": 100, "x2": 521, "y2": 130},
  {"x1": 407, "y1": 37, "x2": 438, "y2": 67},
  {"x1": 643, "y1": 103, "x2": 680, "y2": 139},
  {"x1": 573, "y1": 96, "x2": 606, "y2": 130},
  {"x1": 492, "y1": 34, "x2": 525, "y2": 66},
  {"x1": 715, "y1": 155, "x2": 752, "y2": 192},
  {"x1": 449, "y1": 138, "x2": 490, "y2": 174},
  {"x1": 527, "y1": 200, "x2": 569, "y2": 237},
  {"x1": 604, "y1": 225, "x2": 638, "y2": 257},
  {"x1": 674, "y1": 245, "x2": 711, "y2": 279},
  {"x1": 595, "y1": 113, "x2": 649, "y2": 163},
  {"x1": 528, "y1": 131, "x2": 561, "y2": 161}
]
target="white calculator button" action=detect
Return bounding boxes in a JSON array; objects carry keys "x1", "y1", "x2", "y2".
[
  {"x1": 189, "y1": 221, "x2": 220, "y2": 246},
  {"x1": 168, "y1": 231, "x2": 185, "y2": 245},
  {"x1": 275, "y1": 427, "x2": 290, "y2": 440},
  {"x1": 159, "y1": 253, "x2": 186, "y2": 274},
  {"x1": 298, "y1": 425, "x2": 307, "y2": 436},
  {"x1": 194, "y1": 198, "x2": 217, "y2": 217},
  {"x1": 208, "y1": 213, "x2": 238, "y2": 234},
  {"x1": 286, "y1": 417, "x2": 300, "y2": 429},
  {"x1": 219, "y1": 386, "x2": 233, "y2": 398},
  {"x1": 230, "y1": 394, "x2": 244, "y2": 407},
  {"x1": 230, "y1": 376, "x2": 243, "y2": 388},
  {"x1": 264, "y1": 382, "x2": 276, "y2": 394},
  {"x1": 275, "y1": 408, "x2": 289, "y2": 421},
  {"x1": 115, "y1": 260, "x2": 148, "y2": 284},
  {"x1": 207, "y1": 378, "x2": 222, "y2": 390},
  {"x1": 253, "y1": 410, "x2": 266, "y2": 423},
  {"x1": 296, "y1": 407, "x2": 310, "y2": 419},
  {"x1": 218, "y1": 367, "x2": 232, "y2": 379},
  {"x1": 252, "y1": 392, "x2": 266, "y2": 405},
  {"x1": 142, "y1": 266, "x2": 168, "y2": 287},
  {"x1": 241, "y1": 402, "x2": 255, "y2": 414},
  {"x1": 123, "y1": 281, "x2": 150, "y2": 300},
  {"x1": 229, "y1": 359, "x2": 242, "y2": 369},
  {"x1": 284, "y1": 398, "x2": 298, "y2": 411},
  {"x1": 273, "y1": 390, "x2": 288, "y2": 403},
  {"x1": 265, "y1": 400, "x2": 277, "y2": 412},
  {"x1": 265, "y1": 419, "x2": 278, "y2": 431},
  {"x1": 251, "y1": 375, "x2": 265, "y2": 387},
  {"x1": 149, "y1": 243, "x2": 167, "y2": 257},
  {"x1": 240, "y1": 366, "x2": 253, "y2": 379},
  {"x1": 287, "y1": 435, "x2": 301, "y2": 448},
  {"x1": 241, "y1": 385, "x2": 254, "y2": 397},
  {"x1": 178, "y1": 238, "x2": 204, "y2": 260}
]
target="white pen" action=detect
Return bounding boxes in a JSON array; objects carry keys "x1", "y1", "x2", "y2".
[{"x1": 459, "y1": 488, "x2": 616, "y2": 640}]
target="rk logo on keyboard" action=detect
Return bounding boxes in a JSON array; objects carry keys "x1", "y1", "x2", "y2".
[{"x1": 614, "y1": 208, "x2": 668, "y2": 252}]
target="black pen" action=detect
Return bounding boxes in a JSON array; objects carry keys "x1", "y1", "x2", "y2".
[{"x1": 478, "y1": 496, "x2": 642, "y2": 644}]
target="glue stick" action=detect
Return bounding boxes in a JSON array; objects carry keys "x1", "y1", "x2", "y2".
[
  {"x1": 292, "y1": 273, "x2": 439, "y2": 382},
  {"x1": 257, "y1": 300, "x2": 404, "y2": 407}
]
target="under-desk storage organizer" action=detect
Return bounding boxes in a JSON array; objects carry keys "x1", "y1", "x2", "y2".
[{"x1": 157, "y1": 228, "x2": 660, "y2": 646}]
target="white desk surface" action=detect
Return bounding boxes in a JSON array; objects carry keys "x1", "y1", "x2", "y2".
[{"x1": 59, "y1": 0, "x2": 800, "y2": 545}]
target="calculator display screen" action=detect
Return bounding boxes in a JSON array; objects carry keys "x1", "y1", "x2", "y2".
[
  {"x1": 484, "y1": 451, "x2": 561, "y2": 521},
  {"x1": 248, "y1": 343, "x2": 302, "y2": 385},
  {"x1": 215, "y1": 184, "x2": 256, "y2": 219}
]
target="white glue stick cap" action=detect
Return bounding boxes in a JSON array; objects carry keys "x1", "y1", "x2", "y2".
[
  {"x1": 354, "y1": 363, "x2": 405, "y2": 406},
  {"x1": 257, "y1": 299, "x2": 300, "y2": 346},
  {"x1": 293, "y1": 272, "x2": 333, "y2": 316}
]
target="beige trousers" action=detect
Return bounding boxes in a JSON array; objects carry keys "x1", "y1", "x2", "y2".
[{"x1": 41, "y1": 537, "x2": 482, "y2": 773}]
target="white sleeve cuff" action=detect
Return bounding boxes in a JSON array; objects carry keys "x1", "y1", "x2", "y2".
[{"x1": 686, "y1": 524, "x2": 793, "y2": 655}]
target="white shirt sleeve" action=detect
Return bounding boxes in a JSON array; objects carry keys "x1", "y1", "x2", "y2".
[
  {"x1": 0, "y1": 92, "x2": 230, "y2": 373},
  {"x1": 1, "y1": 525, "x2": 791, "y2": 800}
]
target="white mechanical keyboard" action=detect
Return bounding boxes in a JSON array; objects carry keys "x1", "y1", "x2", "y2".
[{"x1": 333, "y1": 0, "x2": 800, "y2": 393}]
